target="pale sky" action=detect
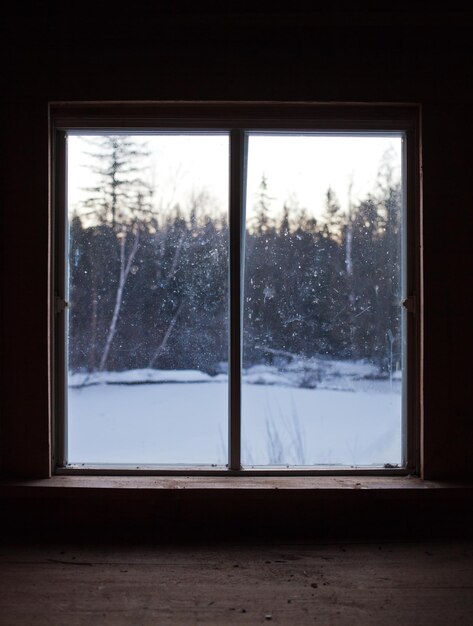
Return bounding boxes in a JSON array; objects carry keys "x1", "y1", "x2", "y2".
[{"x1": 67, "y1": 133, "x2": 403, "y2": 223}]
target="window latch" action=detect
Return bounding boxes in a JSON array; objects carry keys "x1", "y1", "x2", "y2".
[
  {"x1": 55, "y1": 295, "x2": 69, "y2": 315},
  {"x1": 401, "y1": 296, "x2": 416, "y2": 313}
]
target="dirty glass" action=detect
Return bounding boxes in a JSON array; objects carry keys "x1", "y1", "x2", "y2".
[
  {"x1": 66, "y1": 134, "x2": 229, "y2": 465},
  {"x1": 242, "y1": 133, "x2": 404, "y2": 467}
]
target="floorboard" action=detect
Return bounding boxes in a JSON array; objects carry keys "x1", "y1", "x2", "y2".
[{"x1": 1, "y1": 542, "x2": 472, "y2": 625}]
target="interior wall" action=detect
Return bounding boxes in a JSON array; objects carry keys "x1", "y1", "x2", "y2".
[{"x1": 1, "y1": 7, "x2": 472, "y2": 479}]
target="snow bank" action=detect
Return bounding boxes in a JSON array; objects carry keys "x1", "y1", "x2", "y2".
[
  {"x1": 69, "y1": 357, "x2": 401, "y2": 392},
  {"x1": 69, "y1": 368, "x2": 216, "y2": 387}
]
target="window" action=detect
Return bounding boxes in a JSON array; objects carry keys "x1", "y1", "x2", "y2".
[{"x1": 51, "y1": 102, "x2": 420, "y2": 475}]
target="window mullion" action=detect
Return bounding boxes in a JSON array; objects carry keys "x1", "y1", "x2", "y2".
[{"x1": 228, "y1": 129, "x2": 247, "y2": 470}]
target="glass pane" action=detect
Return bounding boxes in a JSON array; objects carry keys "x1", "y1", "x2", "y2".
[
  {"x1": 67, "y1": 134, "x2": 229, "y2": 465},
  {"x1": 242, "y1": 133, "x2": 404, "y2": 467}
]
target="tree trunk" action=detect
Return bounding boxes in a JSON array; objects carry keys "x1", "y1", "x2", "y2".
[
  {"x1": 148, "y1": 302, "x2": 183, "y2": 368},
  {"x1": 99, "y1": 227, "x2": 140, "y2": 371},
  {"x1": 88, "y1": 267, "x2": 98, "y2": 371}
]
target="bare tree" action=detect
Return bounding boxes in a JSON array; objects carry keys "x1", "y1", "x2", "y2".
[
  {"x1": 80, "y1": 136, "x2": 153, "y2": 371},
  {"x1": 148, "y1": 302, "x2": 183, "y2": 368},
  {"x1": 98, "y1": 224, "x2": 141, "y2": 371}
]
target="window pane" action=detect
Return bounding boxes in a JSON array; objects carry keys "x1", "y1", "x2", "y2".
[
  {"x1": 67, "y1": 134, "x2": 229, "y2": 465},
  {"x1": 242, "y1": 134, "x2": 404, "y2": 467}
]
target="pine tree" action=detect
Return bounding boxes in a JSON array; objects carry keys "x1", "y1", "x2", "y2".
[
  {"x1": 253, "y1": 174, "x2": 274, "y2": 235},
  {"x1": 77, "y1": 136, "x2": 153, "y2": 371},
  {"x1": 82, "y1": 135, "x2": 152, "y2": 228}
]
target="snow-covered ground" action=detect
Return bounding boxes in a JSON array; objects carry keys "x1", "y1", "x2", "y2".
[{"x1": 68, "y1": 360, "x2": 402, "y2": 467}]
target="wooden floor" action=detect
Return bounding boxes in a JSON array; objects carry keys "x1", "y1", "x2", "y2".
[{"x1": 1, "y1": 541, "x2": 472, "y2": 625}]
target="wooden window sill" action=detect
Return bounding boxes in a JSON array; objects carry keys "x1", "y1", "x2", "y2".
[
  {"x1": 2, "y1": 476, "x2": 472, "y2": 541},
  {"x1": 1, "y1": 475, "x2": 472, "y2": 495}
]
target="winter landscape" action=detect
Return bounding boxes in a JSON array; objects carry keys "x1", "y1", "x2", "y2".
[
  {"x1": 65, "y1": 133, "x2": 404, "y2": 468},
  {"x1": 68, "y1": 359, "x2": 402, "y2": 467}
]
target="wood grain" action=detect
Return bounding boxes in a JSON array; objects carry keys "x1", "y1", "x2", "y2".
[{"x1": 1, "y1": 542, "x2": 472, "y2": 625}]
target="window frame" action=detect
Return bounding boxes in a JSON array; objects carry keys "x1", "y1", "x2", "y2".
[{"x1": 50, "y1": 101, "x2": 421, "y2": 477}]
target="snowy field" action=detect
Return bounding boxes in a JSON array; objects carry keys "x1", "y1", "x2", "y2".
[{"x1": 68, "y1": 360, "x2": 402, "y2": 467}]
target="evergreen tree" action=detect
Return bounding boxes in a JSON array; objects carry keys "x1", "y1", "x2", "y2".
[
  {"x1": 69, "y1": 136, "x2": 153, "y2": 372},
  {"x1": 82, "y1": 136, "x2": 152, "y2": 228},
  {"x1": 69, "y1": 144, "x2": 403, "y2": 377},
  {"x1": 253, "y1": 174, "x2": 274, "y2": 235}
]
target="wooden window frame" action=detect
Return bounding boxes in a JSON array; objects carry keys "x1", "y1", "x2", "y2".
[{"x1": 49, "y1": 101, "x2": 422, "y2": 478}]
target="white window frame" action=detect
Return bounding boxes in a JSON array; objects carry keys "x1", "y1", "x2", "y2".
[{"x1": 50, "y1": 101, "x2": 421, "y2": 477}]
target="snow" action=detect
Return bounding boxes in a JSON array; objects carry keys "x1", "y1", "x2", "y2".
[
  {"x1": 67, "y1": 360, "x2": 402, "y2": 468},
  {"x1": 69, "y1": 368, "x2": 215, "y2": 387},
  {"x1": 242, "y1": 384, "x2": 401, "y2": 467}
]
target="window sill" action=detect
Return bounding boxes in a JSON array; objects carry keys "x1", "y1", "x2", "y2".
[
  {"x1": 1, "y1": 475, "x2": 471, "y2": 494},
  {"x1": 2, "y1": 476, "x2": 472, "y2": 541}
]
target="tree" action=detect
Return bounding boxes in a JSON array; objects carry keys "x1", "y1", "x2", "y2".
[
  {"x1": 343, "y1": 150, "x2": 402, "y2": 369},
  {"x1": 321, "y1": 187, "x2": 343, "y2": 240},
  {"x1": 82, "y1": 136, "x2": 152, "y2": 228},
  {"x1": 76, "y1": 136, "x2": 153, "y2": 372},
  {"x1": 252, "y1": 174, "x2": 274, "y2": 235}
]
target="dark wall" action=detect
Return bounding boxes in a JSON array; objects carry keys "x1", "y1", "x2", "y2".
[{"x1": 1, "y1": 7, "x2": 472, "y2": 478}]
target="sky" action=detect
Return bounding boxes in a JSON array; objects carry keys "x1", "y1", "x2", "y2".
[{"x1": 67, "y1": 133, "x2": 403, "y2": 224}]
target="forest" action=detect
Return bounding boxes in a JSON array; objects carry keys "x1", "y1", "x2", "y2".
[{"x1": 67, "y1": 136, "x2": 403, "y2": 381}]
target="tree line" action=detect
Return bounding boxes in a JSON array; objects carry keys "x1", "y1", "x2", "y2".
[{"x1": 68, "y1": 137, "x2": 402, "y2": 377}]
